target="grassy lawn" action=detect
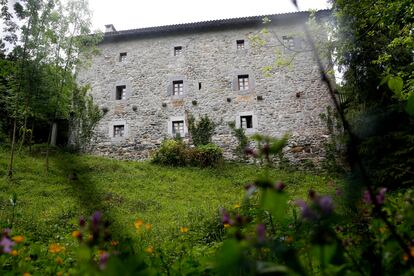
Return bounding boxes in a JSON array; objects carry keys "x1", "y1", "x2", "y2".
[{"x1": 0, "y1": 148, "x2": 341, "y2": 272}]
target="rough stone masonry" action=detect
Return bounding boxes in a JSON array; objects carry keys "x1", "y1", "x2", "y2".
[{"x1": 76, "y1": 10, "x2": 333, "y2": 164}]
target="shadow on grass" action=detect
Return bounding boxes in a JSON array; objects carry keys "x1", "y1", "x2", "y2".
[{"x1": 52, "y1": 152, "x2": 133, "y2": 244}]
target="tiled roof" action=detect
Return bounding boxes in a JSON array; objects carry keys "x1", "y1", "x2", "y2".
[{"x1": 103, "y1": 9, "x2": 331, "y2": 41}]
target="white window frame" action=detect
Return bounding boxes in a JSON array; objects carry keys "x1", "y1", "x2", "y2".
[
  {"x1": 109, "y1": 120, "x2": 128, "y2": 141},
  {"x1": 115, "y1": 85, "x2": 126, "y2": 100},
  {"x1": 174, "y1": 46, "x2": 182, "y2": 56},
  {"x1": 238, "y1": 75, "x2": 249, "y2": 91},
  {"x1": 172, "y1": 80, "x2": 184, "y2": 96},
  {"x1": 236, "y1": 40, "x2": 245, "y2": 50},
  {"x1": 119, "y1": 52, "x2": 127, "y2": 62},
  {"x1": 235, "y1": 112, "x2": 258, "y2": 134}
]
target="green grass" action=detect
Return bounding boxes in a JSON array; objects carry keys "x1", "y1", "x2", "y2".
[{"x1": 0, "y1": 148, "x2": 340, "y2": 264}]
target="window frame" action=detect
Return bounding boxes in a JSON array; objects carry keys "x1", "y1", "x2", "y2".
[
  {"x1": 236, "y1": 40, "x2": 245, "y2": 50},
  {"x1": 235, "y1": 112, "x2": 257, "y2": 134},
  {"x1": 172, "y1": 80, "x2": 184, "y2": 96},
  {"x1": 238, "y1": 75, "x2": 249, "y2": 91},
  {"x1": 174, "y1": 46, "x2": 183, "y2": 56},
  {"x1": 119, "y1": 52, "x2": 127, "y2": 62},
  {"x1": 168, "y1": 116, "x2": 188, "y2": 137},
  {"x1": 115, "y1": 85, "x2": 127, "y2": 100}
]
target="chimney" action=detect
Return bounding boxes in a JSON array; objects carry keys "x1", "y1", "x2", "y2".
[{"x1": 105, "y1": 24, "x2": 117, "y2": 33}]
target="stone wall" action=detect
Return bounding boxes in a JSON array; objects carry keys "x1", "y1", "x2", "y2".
[{"x1": 77, "y1": 15, "x2": 333, "y2": 165}]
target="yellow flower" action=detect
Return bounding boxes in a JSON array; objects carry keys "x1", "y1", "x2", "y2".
[
  {"x1": 180, "y1": 227, "x2": 189, "y2": 233},
  {"x1": 234, "y1": 203, "x2": 241, "y2": 209},
  {"x1": 55, "y1": 256, "x2": 64, "y2": 265},
  {"x1": 286, "y1": 236, "x2": 293, "y2": 243},
  {"x1": 11, "y1": 250, "x2": 18, "y2": 256},
  {"x1": 110, "y1": 240, "x2": 119, "y2": 247},
  {"x1": 23, "y1": 273, "x2": 31, "y2": 276},
  {"x1": 56, "y1": 272, "x2": 63, "y2": 276},
  {"x1": 223, "y1": 223, "x2": 231, "y2": 229},
  {"x1": 144, "y1": 246, "x2": 154, "y2": 254},
  {"x1": 379, "y1": 227, "x2": 386, "y2": 233},
  {"x1": 71, "y1": 230, "x2": 81, "y2": 238},
  {"x1": 12, "y1": 235, "x2": 25, "y2": 243},
  {"x1": 134, "y1": 219, "x2": 144, "y2": 230},
  {"x1": 48, "y1": 243, "x2": 64, "y2": 254},
  {"x1": 145, "y1": 223, "x2": 152, "y2": 231},
  {"x1": 403, "y1": 254, "x2": 409, "y2": 262}
]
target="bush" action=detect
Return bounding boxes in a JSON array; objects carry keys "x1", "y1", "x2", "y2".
[
  {"x1": 151, "y1": 139, "x2": 187, "y2": 166},
  {"x1": 188, "y1": 143, "x2": 223, "y2": 167},
  {"x1": 188, "y1": 115, "x2": 216, "y2": 146}
]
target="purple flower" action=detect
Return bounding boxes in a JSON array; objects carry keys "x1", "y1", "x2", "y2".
[
  {"x1": 335, "y1": 188, "x2": 342, "y2": 196},
  {"x1": 375, "y1": 188, "x2": 387, "y2": 205},
  {"x1": 99, "y1": 252, "x2": 110, "y2": 270},
  {"x1": 295, "y1": 200, "x2": 315, "y2": 220},
  {"x1": 0, "y1": 236, "x2": 15, "y2": 253},
  {"x1": 274, "y1": 182, "x2": 286, "y2": 192},
  {"x1": 2, "y1": 228, "x2": 11, "y2": 236},
  {"x1": 317, "y1": 196, "x2": 334, "y2": 215},
  {"x1": 362, "y1": 190, "x2": 372, "y2": 204},
  {"x1": 220, "y1": 209, "x2": 230, "y2": 224},
  {"x1": 256, "y1": 224, "x2": 266, "y2": 243},
  {"x1": 91, "y1": 211, "x2": 102, "y2": 227}
]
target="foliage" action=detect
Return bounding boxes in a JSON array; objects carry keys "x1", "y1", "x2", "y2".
[
  {"x1": 187, "y1": 143, "x2": 224, "y2": 168},
  {"x1": 151, "y1": 139, "x2": 188, "y2": 166},
  {"x1": 228, "y1": 121, "x2": 249, "y2": 159},
  {"x1": 187, "y1": 114, "x2": 216, "y2": 146}
]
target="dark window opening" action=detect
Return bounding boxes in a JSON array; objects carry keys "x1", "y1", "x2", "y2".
[
  {"x1": 198, "y1": 82, "x2": 202, "y2": 90},
  {"x1": 237, "y1": 40, "x2": 245, "y2": 50},
  {"x1": 282, "y1": 36, "x2": 294, "y2": 49},
  {"x1": 240, "y1": 115, "x2": 253, "y2": 129},
  {"x1": 173, "y1": 80, "x2": 184, "y2": 96},
  {"x1": 172, "y1": 120, "x2": 184, "y2": 136},
  {"x1": 119, "y1": 52, "x2": 127, "y2": 62},
  {"x1": 115, "y1": 85, "x2": 126, "y2": 100},
  {"x1": 174, "y1": 46, "x2": 182, "y2": 56},
  {"x1": 238, "y1": 75, "x2": 249, "y2": 91},
  {"x1": 113, "y1": 125, "x2": 125, "y2": 137}
]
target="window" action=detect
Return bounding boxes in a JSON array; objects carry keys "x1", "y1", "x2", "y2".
[
  {"x1": 113, "y1": 125, "x2": 125, "y2": 138},
  {"x1": 240, "y1": 115, "x2": 253, "y2": 129},
  {"x1": 236, "y1": 40, "x2": 245, "y2": 50},
  {"x1": 282, "y1": 36, "x2": 295, "y2": 50},
  {"x1": 172, "y1": 120, "x2": 184, "y2": 137},
  {"x1": 174, "y1": 46, "x2": 182, "y2": 56},
  {"x1": 238, "y1": 75, "x2": 249, "y2": 91},
  {"x1": 115, "y1": 85, "x2": 126, "y2": 100},
  {"x1": 173, "y1": 80, "x2": 184, "y2": 96},
  {"x1": 119, "y1": 52, "x2": 127, "y2": 62}
]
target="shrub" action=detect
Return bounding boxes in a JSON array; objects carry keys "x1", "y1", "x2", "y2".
[
  {"x1": 151, "y1": 139, "x2": 187, "y2": 166},
  {"x1": 228, "y1": 121, "x2": 249, "y2": 159},
  {"x1": 188, "y1": 115, "x2": 216, "y2": 146},
  {"x1": 188, "y1": 143, "x2": 223, "y2": 167}
]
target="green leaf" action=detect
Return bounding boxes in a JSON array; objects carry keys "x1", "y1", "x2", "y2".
[
  {"x1": 387, "y1": 76, "x2": 403, "y2": 96},
  {"x1": 262, "y1": 190, "x2": 288, "y2": 221},
  {"x1": 405, "y1": 93, "x2": 414, "y2": 116}
]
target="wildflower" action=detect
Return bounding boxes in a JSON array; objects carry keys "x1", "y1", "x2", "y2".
[
  {"x1": 55, "y1": 256, "x2": 64, "y2": 265},
  {"x1": 308, "y1": 189, "x2": 316, "y2": 199},
  {"x1": 295, "y1": 200, "x2": 315, "y2": 220},
  {"x1": 99, "y1": 252, "x2": 110, "y2": 270},
  {"x1": 12, "y1": 235, "x2": 24, "y2": 244},
  {"x1": 134, "y1": 219, "x2": 144, "y2": 230},
  {"x1": 2, "y1": 228, "x2": 11, "y2": 236},
  {"x1": 223, "y1": 223, "x2": 231, "y2": 229},
  {"x1": 56, "y1": 272, "x2": 63, "y2": 276},
  {"x1": 376, "y1": 187, "x2": 387, "y2": 205},
  {"x1": 91, "y1": 211, "x2": 102, "y2": 229},
  {"x1": 362, "y1": 190, "x2": 372, "y2": 204},
  {"x1": 180, "y1": 227, "x2": 189, "y2": 233},
  {"x1": 0, "y1": 236, "x2": 15, "y2": 253},
  {"x1": 335, "y1": 187, "x2": 342, "y2": 196},
  {"x1": 71, "y1": 230, "x2": 81, "y2": 239},
  {"x1": 220, "y1": 209, "x2": 230, "y2": 224},
  {"x1": 274, "y1": 182, "x2": 286, "y2": 191},
  {"x1": 403, "y1": 254, "x2": 409, "y2": 262},
  {"x1": 145, "y1": 246, "x2": 154, "y2": 254},
  {"x1": 23, "y1": 273, "x2": 31, "y2": 276},
  {"x1": 48, "y1": 243, "x2": 64, "y2": 254},
  {"x1": 145, "y1": 224, "x2": 152, "y2": 231},
  {"x1": 110, "y1": 240, "x2": 119, "y2": 246},
  {"x1": 317, "y1": 196, "x2": 334, "y2": 215},
  {"x1": 79, "y1": 216, "x2": 86, "y2": 227},
  {"x1": 256, "y1": 224, "x2": 266, "y2": 243},
  {"x1": 286, "y1": 236, "x2": 294, "y2": 243},
  {"x1": 11, "y1": 249, "x2": 18, "y2": 256},
  {"x1": 234, "y1": 203, "x2": 241, "y2": 209}
]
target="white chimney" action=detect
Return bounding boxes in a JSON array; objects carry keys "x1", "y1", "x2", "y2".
[{"x1": 105, "y1": 24, "x2": 117, "y2": 33}]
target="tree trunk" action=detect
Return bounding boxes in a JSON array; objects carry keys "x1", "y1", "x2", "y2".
[
  {"x1": 7, "y1": 118, "x2": 18, "y2": 178},
  {"x1": 45, "y1": 121, "x2": 53, "y2": 173}
]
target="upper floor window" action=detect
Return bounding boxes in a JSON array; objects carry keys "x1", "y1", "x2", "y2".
[
  {"x1": 238, "y1": 75, "x2": 249, "y2": 91},
  {"x1": 174, "y1": 46, "x2": 182, "y2": 56},
  {"x1": 115, "y1": 85, "x2": 126, "y2": 100},
  {"x1": 113, "y1": 125, "x2": 125, "y2": 137},
  {"x1": 119, "y1": 52, "x2": 127, "y2": 62},
  {"x1": 173, "y1": 80, "x2": 184, "y2": 96},
  {"x1": 236, "y1": 40, "x2": 245, "y2": 50},
  {"x1": 282, "y1": 36, "x2": 295, "y2": 50}
]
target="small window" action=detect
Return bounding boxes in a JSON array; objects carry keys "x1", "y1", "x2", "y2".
[
  {"x1": 240, "y1": 115, "x2": 253, "y2": 129},
  {"x1": 198, "y1": 82, "x2": 202, "y2": 90},
  {"x1": 236, "y1": 40, "x2": 245, "y2": 50},
  {"x1": 238, "y1": 75, "x2": 249, "y2": 91},
  {"x1": 119, "y1": 52, "x2": 127, "y2": 62},
  {"x1": 174, "y1": 46, "x2": 182, "y2": 56},
  {"x1": 115, "y1": 85, "x2": 126, "y2": 100},
  {"x1": 173, "y1": 80, "x2": 184, "y2": 96},
  {"x1": 172, "y1": 120, "x2": 184, "y2": 137},
  {"x1": 282, "y1": 36, "x2": 295, "y2": 50},
  {"x1": 113, "y1": 125, "x2": 125, "y2": 137}
]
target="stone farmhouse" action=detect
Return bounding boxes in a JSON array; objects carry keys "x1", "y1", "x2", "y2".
[{"x1": 77, "y1": 10, "x2": 333, "y2": 163}]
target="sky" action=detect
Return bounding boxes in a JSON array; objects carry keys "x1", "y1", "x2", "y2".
[{"x1": 88, "y1": 0, "x2": 331, "y2": 32}]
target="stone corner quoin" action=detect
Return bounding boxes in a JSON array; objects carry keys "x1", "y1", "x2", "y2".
[{"x1": 75, "y1": 10, "x2": 334, "y2": 164}]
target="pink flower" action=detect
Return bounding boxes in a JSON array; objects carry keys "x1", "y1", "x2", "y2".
[{"x1": 0, "y1": 236, "x2": 15, "y2": 254}]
